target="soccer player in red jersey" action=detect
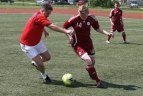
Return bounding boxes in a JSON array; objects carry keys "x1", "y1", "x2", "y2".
[
  {"x1": 77, "y1": 0, "x2": 86, "y2": 6},
  {"x1": 63, "y1": 5, "x2": 112, "y2": 88},
  {"x1": 20, "y1": 3, "x2": 73, "y2": 83},
  {"x1": 106, "y1": 1, "x2": 127, "y2": 44}
]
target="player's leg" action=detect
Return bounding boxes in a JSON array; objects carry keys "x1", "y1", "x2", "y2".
[
  {"x1": 82, "y1": 53, "x2": 104, "y2": 88},
  {"x1": 20, "y1": 43, "x2": 51, "y2": 82},
  {"x1": 81, "y1": 53, "x2": 100, "y2": 82},
  {"x1": 121, "y1": 31, "x2": 127, "y2": 43},
  {"x1": 32, "y1": 55, "x2": 51, "y2": 82},
  {"x1": 34, "y1": 41, "x2": 51, "y2": 82},
  {"x1": 32, "y1": 41, "x2": 51, "y2": 66},
  {"x1": 74, "y1": 46, "x2": 103, "y2": 87},
  {"x1": 39, "y1": 51, "x2": 51, "y2": 62},
  {"x1": 117, "y1": 24, "x2": 127, "y2": 43}
]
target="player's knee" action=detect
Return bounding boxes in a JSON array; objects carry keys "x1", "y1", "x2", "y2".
[
  {"x1": 81, "y1": 53, "x2": 92, "y2": 65},
  {"x1": 92, "y1": 61, "x2": 95, "y2": 65},
  {"x1": 43, "y1": 55, "x2": 51, "y2": 62},
  {"x1": 45, "y1": 56, "x2": 51, "y2": 61},
  {"x1": 122, "y1": 31, "x2": 126, "y2": 35}
]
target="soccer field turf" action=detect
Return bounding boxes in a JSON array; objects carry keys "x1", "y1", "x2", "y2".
[{"x1": 0, "y1": 13, "x2": 143, "y2": 96}]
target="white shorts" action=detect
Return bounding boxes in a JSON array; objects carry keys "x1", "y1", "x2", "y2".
[{"x1": 20, "y1": 41, "x2": 48, "y2": 59}]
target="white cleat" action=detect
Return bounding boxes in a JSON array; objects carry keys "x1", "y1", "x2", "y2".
[{"x1": 106, "y1": 40, "x2": 110, "y2": 44}]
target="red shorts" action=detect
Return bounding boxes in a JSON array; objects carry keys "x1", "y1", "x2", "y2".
[
  {"x1": 111, "y1": 23, "x2": 124, "y2": 32},
  {"x1": 73, "y1": 42, "x2": 95, "y2": 57}
]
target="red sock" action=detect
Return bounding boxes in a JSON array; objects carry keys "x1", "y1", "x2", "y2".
[
  {"x1": 107, "y1": 34, "x2": 112, "y2": 41},
  {"x1": 86, "y1": 65, "x2": 100, "y2": 83}
]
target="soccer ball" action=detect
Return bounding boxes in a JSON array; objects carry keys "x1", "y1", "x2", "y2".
[{"x1": 62, "y1": 73, "x2": 73, "y2": 86}]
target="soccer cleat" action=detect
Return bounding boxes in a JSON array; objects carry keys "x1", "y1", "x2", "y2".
[
  {"x1": 44, "y1": 75, "x2": 52, "y2": 83},
  {"x1": 123, "y1": 41, "x2": 129, "y2": 44},
  {"x1": 96, "y1": 81, "x2": 104, "y2": 88},
  {"x1": 106, "y1": 40, "x2": 110, "y2": 44}
]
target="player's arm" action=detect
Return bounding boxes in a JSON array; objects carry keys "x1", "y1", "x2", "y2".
[
  {"x1": 35, "y1": 16, "x2": 73, "y2": 35},
  {"x1": 96, "y1": 27, "x2": 109, "y2": 35},
  {"x1": 109, "y1": 18, "x2": 114, "y2": 26},
  {"x1": 43, "y1": 28, "x2": 49, "y2": 38},
  {"x1": 47, "y1": 23, "x2": 74, "y2": 36},
  {"x1": 120, "y1": 11, "x2": 124, "y2": 26},
  {"x1": 96, "y1": 27, "x2": 113, "y2": 38},
  {"x1": 91, "y1": 15, "x2": 113, "y2": 36},
  {"x1": 109, "y1": 10, "x2": 114, "y2": 25},
  {"x1": 63, "y1": 20, "x2": 74, "y2": 44}
]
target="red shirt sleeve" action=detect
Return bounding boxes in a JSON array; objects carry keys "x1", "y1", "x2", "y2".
[{"x1": 35, "y1": 15, "x2": 52, "y2": 26}]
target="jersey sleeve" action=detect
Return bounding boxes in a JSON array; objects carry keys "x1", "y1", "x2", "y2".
[
  {"x1": 63, "y1": 16, "x2": 76, "y2": 29},
  {"x1": 34, "y1": 15, "x2": 52, "y2": 26},
  {"x1": 90, "y1": 15, "x2": 100, "y2": 30},
  {"x1": 63, "y1": 20, "x2": 72, "y2": 29},
  {"x1": 121, "y1": 10, "x2": 123, "y2": 16}
]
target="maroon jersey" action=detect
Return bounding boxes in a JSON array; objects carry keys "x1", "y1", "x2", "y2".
[
  {"x1": 63, "y1": 14, "x2": 99, "y2": 46},
  {"x1": 109, "y1": 8, "x2": 122, "y2": 24}
]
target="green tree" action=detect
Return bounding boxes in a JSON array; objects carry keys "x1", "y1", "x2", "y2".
[
  {"x1": 89, "y1": 0, "x2": 114, "y2": 8},
  {"x1": 89, "y1": 0, "x2": 100, "y2": 7}
]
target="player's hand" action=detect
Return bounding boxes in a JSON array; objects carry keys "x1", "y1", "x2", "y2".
[
  {"x1": 68, "y1": 37, "x2": 74, "y2": 44},
  {"x1": 108, "y1": 32, "x2": 114, "y2": 38},
  {"x1": 44, "y1": 31, "x2": 49, "y2": 38},
  {"x1": 66, "y1": 29, "x2": 75, "y2": 36},
  {"x1": 66, "y1": 34, "x2": 73, "y2": 44},
  {"x1": 111, "y1": 22, "x2": 114, "y2": 26}
]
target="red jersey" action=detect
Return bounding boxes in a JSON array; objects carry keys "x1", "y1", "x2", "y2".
[
  {"x1": 20, "y1": 11, "x2": 52, "y2": 46},
  {"x1": 109, "y1": 8, "x2": 122, "y2": 24},
  {"x1": 63, "y1": 14, "x2": 99, "y2": 46}
]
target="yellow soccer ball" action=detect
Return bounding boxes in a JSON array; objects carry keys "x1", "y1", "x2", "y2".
[{"x1": 62, "y1": 73, "x2": 73, "y2": 86}]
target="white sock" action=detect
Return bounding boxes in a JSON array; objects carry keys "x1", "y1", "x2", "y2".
[{"x1": 41, "y1": 72, "x2": 47, "y2": 80}]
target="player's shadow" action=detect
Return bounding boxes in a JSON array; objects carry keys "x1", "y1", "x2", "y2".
[
  {"x1": 44, "y1": 80, "x2": 141, "y2": 90},
  {"x1": 44, "y1": 79, "x2": 96, "y2": 88},
  {"x1": 113, "y1": 42, "x2": 143, "y2": 45},
  {"x1": 100, "y1": 81, "x2": 141, "y2": 90}
]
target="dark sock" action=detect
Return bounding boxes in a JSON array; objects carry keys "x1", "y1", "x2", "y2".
[
  {"x1": 107, "y1": 34, "x2": 112, "y2": 41},
  {"x1": 122, "y1": 33, "x2": 126, "y2": 42}
]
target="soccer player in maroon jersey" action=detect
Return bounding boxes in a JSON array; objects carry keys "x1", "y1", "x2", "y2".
[
  {"x1": 106, "y1": 1, "x2": 127, "y2": 44},
  {"x1": 63, "y1": 5, "x2": 112, "y2": 88},
  {"x1": 20, "y1": 3, "x2": 73, "y2": 83},
  {"x1": 77, "y1": 0, "x2": 86, "y2": 6}
]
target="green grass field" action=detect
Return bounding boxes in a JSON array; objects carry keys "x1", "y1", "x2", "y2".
[{"x1": 0, "y1": 13, "x2": 143, "y2": 96}]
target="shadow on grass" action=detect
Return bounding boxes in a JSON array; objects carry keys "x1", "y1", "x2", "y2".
[
  {"x1": 111, "y1": 42, "x2": 143, "y2": 45},
  {"x1": 44, "y1": 80, "x2": 142, "y2": 90},
  {"x1": 99, "y1": 81, "x2": 141, "y2": 90},
  {"x1": 44, "y1": 79, "x2": 96, "y2": 88}
]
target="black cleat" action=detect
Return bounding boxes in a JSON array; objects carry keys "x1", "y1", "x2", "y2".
[
  {"x1": 44, "y1": 75, "x2": 52, "y2": 83},
  {"x1": 96, "y1": 81, "x2": 105, "y2": 88},
  {"x1": 123, "y1": 41, "x2": 129, "y2": 44}
]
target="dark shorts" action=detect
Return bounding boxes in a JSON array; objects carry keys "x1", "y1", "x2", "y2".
[
  {"x1": 73, "y1": 42, "x2": 95, "y2": 57},
  {"x1": 111, "y1": 23, "x2": 124, "y2": 32}
]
